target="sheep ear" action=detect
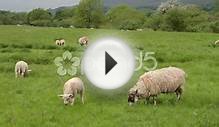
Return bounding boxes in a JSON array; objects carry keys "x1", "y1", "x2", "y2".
[
  {"x1": 28, "y1": 70, "x2": 32, "y2": 72},
  {"x1": 58, "y1": 95, "x2": 64, "y2": 97}
]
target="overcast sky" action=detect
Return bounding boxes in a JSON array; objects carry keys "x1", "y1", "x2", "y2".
[{"x1": 0, "y1": 0, "x2": 80, "y2": 12}]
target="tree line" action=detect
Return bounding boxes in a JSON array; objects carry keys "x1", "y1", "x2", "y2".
[{"x1": 0, "y1": 0, "x2": 218, "y2": 33}]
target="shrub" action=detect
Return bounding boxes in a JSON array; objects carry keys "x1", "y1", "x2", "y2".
[
  {"x1": 144, "y1": 14, "x2": 164, "y2": 31},
  {"x1": 63, "y1": 46, "x2": 77, "y2": 52},
  {"x1": 0, "y1": 43, "x2": 9, "y2": 48},
  {"x1": 53, "y1": 18, "x2": 74, "y2": 28},
  {"x1": 107, "y1": 5, "x2": 145, "y2": 30},
  {"x1": 31, "y1": 20, "x2": 51, "y2": 27},
  {"x1": 163, "y1": 8, "x2": 187, "y2": 32},
  {"x1": 211, "y1": 21, "x2": 219, "y2": 33},
  {"x1": 24, "y1": 44, "x2": 33, "y2": 49}
]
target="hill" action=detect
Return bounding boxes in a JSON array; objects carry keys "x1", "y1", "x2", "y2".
[
  {"x1": 49, "y1": 0, "x2": 214, "y2": 14},
  {"x1": 104, "y1": 0, "x2": 214, "y2": 9}
]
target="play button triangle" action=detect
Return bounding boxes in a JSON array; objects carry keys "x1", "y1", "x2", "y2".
[{"x1": 105, "y1": 51, "x2": 117, "y2": 75}]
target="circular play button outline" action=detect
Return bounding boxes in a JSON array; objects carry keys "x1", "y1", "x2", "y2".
[{"x1": 82, "y1": 37, "x2": 135, "y2": 90}]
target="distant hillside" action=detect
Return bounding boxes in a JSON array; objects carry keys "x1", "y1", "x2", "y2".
[
  {"x1": 104, "y1": 0, "x2": 214, "y2": 10},
  {"x1": 49, "y1": 0, "x2": 214, "y2": 15},
  {"x1": 48, "y1": 6, "x2": 75, "y2": 16}
]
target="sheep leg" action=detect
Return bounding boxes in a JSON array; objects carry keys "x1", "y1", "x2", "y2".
[
  {"x1": 15, "y1": 68, "x2": 21, "y2": 78},
  {"x1": 71, "y1": 98, "x2": 75, "y2": 106},
  {"x1": 15, "y1": 71, "x2": 18, "y2": 78},
  {"x1": 21, "y1": 72, "x2": 25, "y2": 78},
  {"x1": 153, "y1": 96, "x2": 157, "y2": 106},
  {"x1": 80, "y1": 91, "x2": 84, "y2": 104},
  {"x1": 175, "y1": 87, "x2": 183, "y2": 100},
  {"x1": 145, "y1": 97, "x2": 150, "y2": 105},
  {"x1": 71, "y1": 90, "x2": 78, "y2": 106}
]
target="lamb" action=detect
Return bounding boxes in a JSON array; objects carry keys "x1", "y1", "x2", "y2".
[
  {"x1": 78, "y1": 36, "x2": 89, "y2": 46},
  {"x1": 59, "y1": 39, "x2": 65, "y2": 46},
  {"x1": 128, "y1": 67, "x2": 186, "y2": 106},
  {"x1": 55, "y1": 39, "x2": 65, "y2": 46},
  {"x1": 58, "y1": 77, "x2": 85, "y2": 105},
  {"x1": 15, "y1": 61, "x2": 31, "y2": 78}
]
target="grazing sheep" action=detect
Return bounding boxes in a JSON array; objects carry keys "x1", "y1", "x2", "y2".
[
  {"x1": 15, "y1": 61, "x2": 31, "y2": 78},
  {"x1": 209, "y1": 40, "x2": 219, "y2": 48},
  {"x1": 70, "y1": 25, "x2": 75, "y2": 28},
  {"x1": 136, "y1": 29, "x2": 143, "y2": 31},
  {"x1": 128, "y1": 67, "x2": 186, "y2": 106},
  {"x1": 58, "y1": 77, "x2": 85, "y2": 105},
  {"x1": 79, "y1": 36, "x2": 89, "y2": 46},
  {"x1": 55, "y1": 39, "x2": 65, "y2": 46},
  {"x1": 215, "y1": 40, "x2": 219, "y2": 46}
]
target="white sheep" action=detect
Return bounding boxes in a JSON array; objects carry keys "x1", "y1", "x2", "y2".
[
  {"x1": 58, "y1": 77, "x2": 85, "y2": 105},
  {"x1": 78, "y1": 36, "x2": 89, "y2": 46},
  {"x1": 15, "y1": 61, "x2": 31, "y2": 78},
  {"x1": 128, "y1": 67, "x2": 186, "y2": 105},
  {"x1": 136, "y1": 29, "x2": 143, "y2": 31},
  {"x1": 55, "y1": 39, "x2": 60, "y2": 46}
]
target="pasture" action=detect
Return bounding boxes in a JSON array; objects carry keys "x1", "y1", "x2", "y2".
[{"x1": 0, "y1": 25, "x2": 218, "y2": 127}]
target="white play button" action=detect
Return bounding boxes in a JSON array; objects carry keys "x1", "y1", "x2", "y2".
[
  {"x1": 105, "y1": 51, "x2": 117, "y2": 75},
  {"x1": 82, "y1": 38, "x2": 135, "y2": 90}
]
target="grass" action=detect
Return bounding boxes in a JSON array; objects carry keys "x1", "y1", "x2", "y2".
[{"x1": 0, "y1": 25, "x2": 218, "y2": 127}]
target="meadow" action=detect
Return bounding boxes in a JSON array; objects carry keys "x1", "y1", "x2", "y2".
[{"x1": 0, "y1": 25, "x2": 218, "y2": 127}]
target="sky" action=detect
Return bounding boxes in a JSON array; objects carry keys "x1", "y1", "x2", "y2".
[{"x1": 0, "y1": 0, "x2": 80, "y2": 12}]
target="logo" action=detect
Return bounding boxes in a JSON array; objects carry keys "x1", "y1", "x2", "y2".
[{"x1": 54, "y1": 51, "x2": 80, "y2": 76}]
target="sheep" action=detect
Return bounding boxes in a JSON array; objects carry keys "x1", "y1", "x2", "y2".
[
  {"x1": 136, "y1": 29, "x2": 143, "y2": 31},
  {"x1": 128, "y1": 67, "x2": 186, "y2": 106},
  {"x1": 55, "y1": 39, "x2": 61, "y2": 46},
  {"x1": 78, "y1": 36, "x2": 89, "y2": 46},
  {"x1": 59, "y1": 39, "x2": 65, "y2": 46},
  {"x1": 15, "y1": 61, "x2": 31, "y2": 78},
  {"x1": 58, "y1": 77, "x2": 85, "y2": 106},
  {"x1": 55, "y1": 39, "x2": 65, "y2": 46}
]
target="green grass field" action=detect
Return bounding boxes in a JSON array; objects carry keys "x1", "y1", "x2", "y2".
[{"x1": 0, "y1": 25, "x2": 218, "y2": 127}]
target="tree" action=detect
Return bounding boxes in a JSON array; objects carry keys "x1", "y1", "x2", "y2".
[
  {"x1": 163, "y1": 7, "x2": 187, "y2": 31},
  {"x1": 13, "y1": 12, "x2": 28, "y2": 24},
  {"x1": 54, "y1": 7, "x2": 76, "y2": 20},
  {"x1": 27, "y1": 8, "x2": 52, "y2": 26},
  {"x1": 214, "y1": 0, "x2": 219, "y2": 12},
  {"x1": 183, "y1": 5, "x2": 210, "y2": 32},
  {"x1": 0, "y1": 11, "x2": 13, "y2": 25},
  {"x1": 74, "y1": 0, "x2": 104, "y2": 28},
  {"x1": 107, "y1": 5, "x2": 145, "y2": 30},
  {"x1": 157, "y1": 0, "x2": 180, "y2": 14},
  {"x1": 144, "y1": 14, "x2": 164, "y2": 31}
]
